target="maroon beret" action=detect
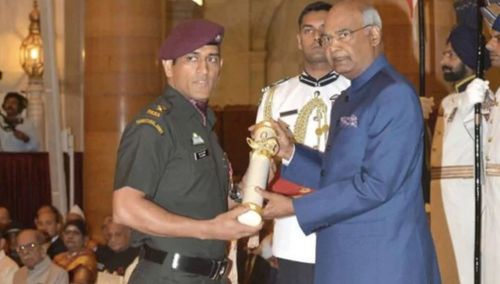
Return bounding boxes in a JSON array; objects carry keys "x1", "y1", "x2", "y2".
[{"x1": 158, "y1": 19, "x2": 224, "y2": 60}]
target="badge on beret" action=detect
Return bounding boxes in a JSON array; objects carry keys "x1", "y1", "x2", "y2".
[{"x1": 214, "y1": 34, "x2": 223, "y2": 43}]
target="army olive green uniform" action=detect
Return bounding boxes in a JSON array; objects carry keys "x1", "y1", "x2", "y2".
[{"x1": 114, "y1": 86, "x2": 230, "y2": 284}]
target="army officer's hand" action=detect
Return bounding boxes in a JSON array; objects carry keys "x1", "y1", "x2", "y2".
[{"x1": 205, "y1": 206, "x2": 262, "y2": 240}]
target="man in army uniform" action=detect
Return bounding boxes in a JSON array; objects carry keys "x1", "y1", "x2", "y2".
[
  {"x1": 255, "y1": 2, "x2": 349, "y2": 283},
  {"x1": 113, "y1": 19, "x2": 261, "y2": 284},
  {"x1": 429, "y1": 25, "x2": 491, "y2": 284}
]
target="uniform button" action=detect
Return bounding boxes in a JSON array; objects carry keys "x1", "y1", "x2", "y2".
[
  {"x1": 486, "y1": 156, "x2": 490, "y2": 162},
  {"x1": 488, "y1": 137, "x2": 493, "y2": 143},
  {"x1": 320, "y1": 170, "x2": 325, "y2": 176},
  {"x1": 314, "y1": 91, "x2": 320, "y2": 96}
]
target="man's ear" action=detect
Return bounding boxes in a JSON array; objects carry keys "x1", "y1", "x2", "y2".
[
  {"x1": 297, "y1": 33, "x2": 303, "y2": 51},
  {"x1": 162, "y1": 60, "x2": 174, "y2": 78},
  {"x1": 368, "y1": 26, "x2": 382, "y2": 47}
]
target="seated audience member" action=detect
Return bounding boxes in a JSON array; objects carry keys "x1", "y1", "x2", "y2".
[
  {"x1": 0, "y1": 206, "x2": 12, "y2": 231},
  {"x1": 54, "y1": 219, "x2": 97, "y2": 284},
  {"x1": 0, "y1": 230, "x2": 19, "y2": 284},
  {"x1": 100, "y1": 216, "x2": 113, "y2": 244},
  {"x1": 35, "y1": 205, "x2": 67, "y2": 258},
  {"x1": 66, "y1": 205, "x2": 86, "y2": 222},
  {"x1": 13, "y1": 229, "x2": 68, "y2": 284},
  {"x1": 95, "y1": 219, "x2": 138, "y2": 276},
  {"x1": 5, "y1": 222, "x2": 24, "y2": 266},
  {"x1": 0, "y1": 92, "x2": 39, "y2": 152}
]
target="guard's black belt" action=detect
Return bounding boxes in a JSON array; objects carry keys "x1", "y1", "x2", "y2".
[{"x1": 142, "y1": 244, "x2": 229, "y2": 280}]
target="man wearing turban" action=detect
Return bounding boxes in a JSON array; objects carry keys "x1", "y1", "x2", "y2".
[{"x1": 430, "y1": 24, "x2": 491, "y2": 284}]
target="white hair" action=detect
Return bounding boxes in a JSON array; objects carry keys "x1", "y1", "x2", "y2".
[{"x1": 362, "y1": 6, "x2": 382, "y2": 29}]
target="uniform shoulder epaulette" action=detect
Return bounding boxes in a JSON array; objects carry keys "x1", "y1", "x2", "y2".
[
  {"x1": 260, "y1": 77, "x2": 290, "y2": 94},
  {"x1": 259, "y1": 77, "x2": 290, "y2": 120},
  {"x1": 135, "y1": 102, "x2": 170, "y2": 135}
]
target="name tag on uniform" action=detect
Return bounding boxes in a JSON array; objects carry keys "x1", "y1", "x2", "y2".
[
  {"x1": 447, "y1": 107, "x2": 457, "y2": 123},
  {"x1": 279, "y1": 109, "x2": 298, "y2": 117},
  {"x1": 194, "y1": 149, "x2": 209, "y2": 160}
]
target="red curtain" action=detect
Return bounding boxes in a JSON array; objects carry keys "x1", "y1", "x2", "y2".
[{"x1": 0, "y1": 153, "x2": 83, "y2": 228}]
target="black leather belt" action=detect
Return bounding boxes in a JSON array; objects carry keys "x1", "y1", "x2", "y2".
[{"x1": 142, "y1": 244, "x2": 229, "y2": 280}]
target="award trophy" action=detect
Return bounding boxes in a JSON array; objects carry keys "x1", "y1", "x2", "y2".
[{"x1": 238, "y1": 120, "x2": 279, "y2": 226}]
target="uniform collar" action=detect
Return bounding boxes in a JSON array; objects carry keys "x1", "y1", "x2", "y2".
[
  {"x1": 299, "y1": 70, "x2": 339, "y2": 87},
  {"x1": 453, "y1": 75, "x2": 475, "y2": 93},
  {"x1": 164, "y1": 86, "x2": 216, "y2": 127},
  {"x1": 350, "y1": 55, "x2": 389, "y2": 92}
]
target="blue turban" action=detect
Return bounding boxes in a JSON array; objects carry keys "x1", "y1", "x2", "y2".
[
  {"x1": 447, "y1": 25, "x2": 491, "y2": 71},
  {"x1": 494, "y1": 15, "x2": 500, "y2": 31}
]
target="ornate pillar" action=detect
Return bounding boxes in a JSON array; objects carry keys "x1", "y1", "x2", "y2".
[
  {"x1": 26, "y1": 78, "x2": 45, "y2": 149},
  {"x1": 84, "y1": 0, "x2": 163, "y2": 238}
]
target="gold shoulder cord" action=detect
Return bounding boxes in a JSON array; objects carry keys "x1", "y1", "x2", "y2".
[
  {"x1": 293, "y1": 96, "x2": 328, "y2": 145},
  {"x1": 263, "y1": 86, "x2": 277, "y2": 120}
]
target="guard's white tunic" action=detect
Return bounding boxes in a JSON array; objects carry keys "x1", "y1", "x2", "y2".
[
  {"x1": 256, "y1": 72, "x2": 349, "y2": 264},
  {"x1": 431, "y1": 88, "x2": 476, "y2": 284},
  {"x1": 460, "y1": 87, "x2": 500, "y2": 284}
]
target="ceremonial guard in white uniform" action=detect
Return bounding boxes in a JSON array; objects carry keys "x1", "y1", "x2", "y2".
[
  {"x1": 458, "y1": 13, "x2": 500, "y2": 283},
  {"x1": 430, "y1": 25, "x2": 491, "y2": 284}
]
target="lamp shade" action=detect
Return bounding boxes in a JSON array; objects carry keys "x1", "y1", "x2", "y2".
[{"x1": 19, "y1": 1, "x2": 44, "y2": 79}]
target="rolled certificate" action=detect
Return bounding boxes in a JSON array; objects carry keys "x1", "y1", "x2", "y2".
[{"x1": 238, "y1": 121, "x2": 278, "y2": 226}]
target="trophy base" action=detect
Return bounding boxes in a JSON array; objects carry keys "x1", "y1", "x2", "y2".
[{"x1": 238, "y1": 209, "x2": 262, "y2": 227}]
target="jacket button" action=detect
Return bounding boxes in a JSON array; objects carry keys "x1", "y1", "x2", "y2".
[{"x1": 320, "y1": 170, "x2": 325, "y2": 176}]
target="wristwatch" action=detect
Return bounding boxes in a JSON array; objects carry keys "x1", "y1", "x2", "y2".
[{"x1": 229, "y1": 183, "x2": 242, "y2": 203}]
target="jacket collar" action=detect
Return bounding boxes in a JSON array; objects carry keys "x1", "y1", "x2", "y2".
[{"x1": 299, "y1": 70, "x2": 339, "y2": 87}]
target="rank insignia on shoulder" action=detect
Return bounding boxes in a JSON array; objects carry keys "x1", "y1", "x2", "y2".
[
  {"x1": 135, "y1": 118, "x2": 164, "y2": 134},
  {"x1": 192, "y1": 132, "x2": 205, "y2": 145},
  {"x1": 146, "y1": 109, "x2": 161, "y2": 118},
  {"x1": 260, "y1": 77, "x2": 290, "y2": 94},
  {"x1": 156, "y1": 104, "x2": 168, "y2": 112}
]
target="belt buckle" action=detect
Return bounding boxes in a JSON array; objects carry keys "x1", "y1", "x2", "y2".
[{"x1": 209, "y1": 259, "x2": 229, "y2": 280}]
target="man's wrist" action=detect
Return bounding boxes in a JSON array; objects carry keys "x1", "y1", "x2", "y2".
[{"x1": 282, "y1": 144, "x2": 295, "y2": 166}]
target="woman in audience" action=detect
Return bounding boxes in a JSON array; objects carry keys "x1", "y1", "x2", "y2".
[{"x1": 54, "y1": 219, "x2": 97, "y2": 284}]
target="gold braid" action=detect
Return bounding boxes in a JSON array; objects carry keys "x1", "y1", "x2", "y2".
[
  {"x1": 293, "y1": 97, "x2": 328, "y2": 144},
  {"x1": 263, "y1": 86, "x2": 277, "y2": 120}
]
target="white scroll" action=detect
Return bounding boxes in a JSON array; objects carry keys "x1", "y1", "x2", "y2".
[{"x1": 238, "y1": 121, "x2": 278, "y2": 226}]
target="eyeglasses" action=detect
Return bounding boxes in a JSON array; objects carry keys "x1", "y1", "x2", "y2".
[
  {"x1": 16, "y1": 242, "x2": 39, "y2": 254},
  {"x1": 320, "y1": 25, "x2": 372, "y2": 47}
]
